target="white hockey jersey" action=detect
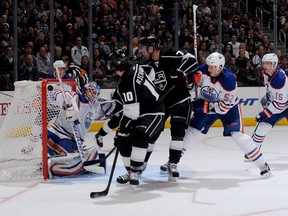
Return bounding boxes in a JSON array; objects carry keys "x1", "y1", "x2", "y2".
[
  {"x1": 263, "y1": 67, "x2": 288, "y2": 115},
  {"x1": 48, "y1": 88, "x2": 107, "y2": 142},
  {"x1": 196, "y1": 64, "x2": 239, "y2": 115}
]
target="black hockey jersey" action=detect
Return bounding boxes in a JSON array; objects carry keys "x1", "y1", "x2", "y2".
[
  {"x1": 115, "y1": 64, "x2": 165, "y2": 119},
  {"x1": 148, "y1": 48, "x2": 197, "y2": 108}
]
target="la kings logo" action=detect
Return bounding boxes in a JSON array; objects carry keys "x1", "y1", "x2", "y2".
[{"x1": 154, "y1": 70, "x2": 167, "y2": 91}]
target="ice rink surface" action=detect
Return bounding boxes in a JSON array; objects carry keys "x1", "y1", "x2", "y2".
[{"x1": 1, "y1": 126, "x2": 288, "y2": 216}]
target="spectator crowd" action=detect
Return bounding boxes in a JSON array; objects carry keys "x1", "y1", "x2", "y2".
[{"x1": 0, "y1": 0, "x2": 288, "y2": 91}]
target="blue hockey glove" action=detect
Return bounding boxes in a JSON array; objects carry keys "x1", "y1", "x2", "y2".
[
  {"x1": 186, "y1": 71, "x2": 202, "y2": 85},
  {"x1": 192, "y1": 99, "x2": 209, "y2": 113},
  {"x1": 255, "y1": 109, "x2": 272, "y2": 122}
]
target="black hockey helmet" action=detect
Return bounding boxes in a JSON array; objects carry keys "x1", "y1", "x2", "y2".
[
  {"x1": 141, "y1": 35, "x2": 161, "y2": 50},
  {"x1": 107, "y1": 49, "x2": 130, "y2": 71}
]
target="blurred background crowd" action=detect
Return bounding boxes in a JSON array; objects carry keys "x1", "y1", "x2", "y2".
[{"x1": 0, "y1": 0, "x2": 288, "y2": 91}]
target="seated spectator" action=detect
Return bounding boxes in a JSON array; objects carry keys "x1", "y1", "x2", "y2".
[
  {"x1": 18, "y1": 54, "x2": 39, "y2": 81},
  {"x1": 80, "y1": 55, "x2": 89, "y2": 72},
  {"x1": 18, "y1": 43, "x2": 36, "y2": 67},
  {"x1": 235, "y1": 43, "x2": 249, "y2": 59},
  {"x1": 0, "y1": 45, "x2": 14, "y2": 90},
  {"x1": 54, "y1": 46, "x2": 63, "y2": 61},
  {"x1": 70, "y1": 36, "x2": 89, "y2": 66},
  {"x1": 223, "y1": 43, "x2": 234, "y2": 64},
  {"x1": 278, "y1": 55, "x2": 288, "y2": 75},
  {"x1": 228, "y1": 34, "x2": 240, "y2": 56},
  {"x1": 246, "y1": 38, "x2": 257, "y2": 59},
  {"x1": 236, "y1": 49, "x2": 250, "y2": 86},
  {"x1": 92, "y1": 58, "x2": 108, "y2": 88},
  {"x1": 36, "y1": 46, "x2": 51, "y2": 78}
]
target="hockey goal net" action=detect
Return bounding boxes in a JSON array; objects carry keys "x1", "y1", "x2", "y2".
[{"x1": 0, "y1": 79, "x2": 76, "y2": 181}]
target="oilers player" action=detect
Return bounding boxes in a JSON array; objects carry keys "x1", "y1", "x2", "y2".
[
  {"x1": 184, "y1": 52, "x2": 272, "y2": 178},
  {"x1": 246, "y1": 53, "x2": 288, "y2": 158},
  {"x1": 47, "y1": 81, "x2": 115, "y2": 177}
]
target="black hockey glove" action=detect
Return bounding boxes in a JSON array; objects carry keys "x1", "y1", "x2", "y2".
[{"x1": 114, "y1": 130, "x2": 130, "y2": 148}]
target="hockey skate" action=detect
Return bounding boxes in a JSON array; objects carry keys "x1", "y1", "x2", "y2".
[
  {"x1": 116, "y1": 172, "x2": 130, "y2": 184},
  {"x1": 260, "y1": 162, "x2": 273, "y2": 178},
  {"x1": 160, "y1": 161, "x2": 168, "y2": 173},
  {"x1": 129, "y1": 171, "x2": 140, "y2": 186},
  {"x1": 167, "y1": 162, "x2": 179, "y2": 182},
  {"x1": 244, "y1": 154, "x2": 252, "y2": 162}
]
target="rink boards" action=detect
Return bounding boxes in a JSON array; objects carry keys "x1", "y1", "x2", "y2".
[{"x1": 1, "y1": 87, "x2": 287, "y2": 131}]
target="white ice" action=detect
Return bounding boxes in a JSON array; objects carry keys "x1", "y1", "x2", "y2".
[{"x1": 1, "y1": 126, "x2": 288, "y2": 216}]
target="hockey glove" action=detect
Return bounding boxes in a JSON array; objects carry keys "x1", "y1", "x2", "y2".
[
  {"x1": 192, "y1": 99, "x2": 209, "y2": 114},
  {"x1": 260, "y1": 95, "x2": 269, "y2": 108},
  {"x1": 186, "y1": 71, "x2": 202, "y2": 85},
  {"x1": 94, "y1": 133, "x2": 104, "y2": 148},
  {"x1": 170, "y1": 69, "x2": 185, "y2": 80},
  {"x1": 255, "y1": 109, "x2": 272, "y2": 122},
  {"x1": 114, "y1": 130, "x2": 130, "y2": 148}
]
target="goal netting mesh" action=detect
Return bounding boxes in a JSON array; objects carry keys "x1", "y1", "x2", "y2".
[{"x1": 0, "y1": 80, "x2": 75, "y2": 182}]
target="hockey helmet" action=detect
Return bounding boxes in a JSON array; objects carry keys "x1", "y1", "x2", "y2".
[
  {"x1": 82, "y1": 82, "x2": 101, "y2": 105},
  {"x1": 262, "y1": 53, "x2": 278, "y2": 75},
  {"x1": 107, "y1": 49, "x2": 130, "y2": 71},
  {"x1": 206, "y1": 52, "x2": 225, "y2": 74},
  {"x1": 141, "y1": 35, "x2": 161, "y2": 50},
  {"x1": 53, "y1": 60, "x2": 66, "y2": 77}
]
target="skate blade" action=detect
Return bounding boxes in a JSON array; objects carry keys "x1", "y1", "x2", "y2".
[{"x1": 168, "y1": 175, "x2": 177, "y2": 182}]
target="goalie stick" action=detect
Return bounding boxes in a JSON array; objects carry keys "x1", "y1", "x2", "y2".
[
  {"x1": 55, "y1": 66, "x2": 105, "y2": 174},
  {"x1": 90, "y1": 147, "x2": 119, "y2": 198},
  {"x1": 83, "y1": 146, "x2": 116, "y2": 166}
]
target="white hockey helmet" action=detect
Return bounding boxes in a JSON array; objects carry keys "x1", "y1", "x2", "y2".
[
  {"x1": 82, "y1": 82, "x2": 101, "y2": 105},
  {"x1": 53, "y1": 60, "x2": 66, "y2": 77},
  {"x1": 53, "y1": 60, "x2": 66, "y2": 69},
  {"x1": 206, "y1": 52, "x2": 225, "y2": 68},
  {"x1": 262, "y1": 53, "x2": 278, "y2": 75}
]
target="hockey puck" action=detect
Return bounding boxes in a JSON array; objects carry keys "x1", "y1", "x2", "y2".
[{"x1": 47, "y1": 85, "x2": 53, "y2": 91}]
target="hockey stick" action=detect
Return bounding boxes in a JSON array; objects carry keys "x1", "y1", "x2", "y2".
[
  {"x1": 90, "y1": 147, "x2": 119, "y2": 198},
  {"x1": 55, "y1": 67, "x2": 104, "y2": 174},
  {"x1": 193, "y1": 4, "x2": 199, "y2": 101},
  {"x1": 83, "y1": 146, "x2": 116, "y2": 166}
]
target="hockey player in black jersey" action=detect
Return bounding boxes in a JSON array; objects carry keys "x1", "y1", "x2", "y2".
[
  {"x1": 142, "y1": 36, "x2": 198, "y2": 181},
  {"x1": 106, "y1": 49, "x2": 165, "y2": 185}
]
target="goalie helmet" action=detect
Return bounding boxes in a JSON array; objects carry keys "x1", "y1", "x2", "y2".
[
  {"x1": 107, "y1": 49, "x2": 130, "y2": 71},
  {"x1": 82, "y1": 82, "x2": 101, "y2": 105},
  {"x1": 262, "y1": 53, "x2": 278, "y2": 75}
]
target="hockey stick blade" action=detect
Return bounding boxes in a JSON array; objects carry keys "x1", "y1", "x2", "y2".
[
  {"x1": 90, "y1": 147, "x2": 119, "y2": 198},
  {"x1": 83, "y1": 147, "x2": 116, "y2": 166},
  {"x1": 84, "y1": 165, "x2": 105, "y2": 174}
]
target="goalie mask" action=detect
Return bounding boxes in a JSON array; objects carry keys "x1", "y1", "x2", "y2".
[
  {"x1": 107, "y1": 49, "x2": 130, "y2": 71},
  {"x1": 82, "y1": 82, "x2": 101, "y2": 105},
  {"x1": 262, "y1": 53, "x2": 278, "y2": 76}
]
